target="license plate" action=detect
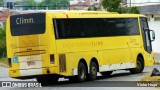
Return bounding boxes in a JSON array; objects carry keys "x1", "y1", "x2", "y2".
[
  {"x1": 19, "y1": 55, "x2": 42, "y2": 69},
  {"x1": 27, "y1": 61, "x2": 35, "y2": 66}
]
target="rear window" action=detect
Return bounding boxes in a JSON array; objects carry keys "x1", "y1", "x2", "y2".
[{"x1": 10, "y1": 13, "x2": 45, "y2": 36}]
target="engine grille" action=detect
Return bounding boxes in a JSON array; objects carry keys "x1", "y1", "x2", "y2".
[{"x1": 59, "y1": 54, "x2": 66, "y2": 72}]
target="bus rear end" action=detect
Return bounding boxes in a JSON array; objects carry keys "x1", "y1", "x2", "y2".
[{"x1": 6, "y1": 13, "x2": 57, "y2": 79}]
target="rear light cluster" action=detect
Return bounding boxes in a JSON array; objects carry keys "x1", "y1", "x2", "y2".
[
  {"x1": 50, "y1": 54, "x2": 55, "y2": 64},
  {"x1": 8, "y1": 58, "x2": 12, "y2": 68}
]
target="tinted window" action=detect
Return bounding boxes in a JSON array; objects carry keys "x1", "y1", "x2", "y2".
[
  {"x1": 53, "y1": 18, "x2": 139, "y2": 39},
  {"x1": 10, "y1": 13, "x2": 45, "y2": 36},
  {"x1": 126, "y1": 19, "x2": 139, "y2": 35}
]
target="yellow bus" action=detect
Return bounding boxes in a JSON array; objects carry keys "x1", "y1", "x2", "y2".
[{"x1": 6, "y1": 11, "x2": 155, "y2": 84}]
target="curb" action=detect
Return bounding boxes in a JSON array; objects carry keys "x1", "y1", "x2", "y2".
[
  {"x1": 155, "y1": 62, "x2": 160, "y2": 65},
  {"x1": 0, "y1": 63, "x2": 9, "y2": 68},
  {"x1": 155, "y1": 61, "x2": 160, "y2": 65}
]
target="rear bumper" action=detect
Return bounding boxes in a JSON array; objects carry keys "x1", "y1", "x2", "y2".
[{"x1": 9, "y1": 66, "x2": 59, "y2": 78}]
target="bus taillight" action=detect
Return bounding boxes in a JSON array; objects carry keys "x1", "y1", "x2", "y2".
[
  {"x1": 8, "y1": 58, "x2": 12, "y2": 68},
  {"x1": 50, "y1": 54, "x2": 54, "y2": 64}
]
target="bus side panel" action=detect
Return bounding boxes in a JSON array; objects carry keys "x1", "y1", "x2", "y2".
[
  {"x1": 55, "y1": 35, "x2": 141, "y2": 76},
  {"x1": 59, "y1": 51, "x2": 102, "y2": 76},
  {"x1": 102, "y1": 37, "x2": 130, "y2": 71}
]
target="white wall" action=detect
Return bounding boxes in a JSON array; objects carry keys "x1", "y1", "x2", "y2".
[
  {"x1": 148, "y1": 21, "x2": 160, "y2": 53},
  {"x1": 0, "y1": 22, "x2": 3, "y2": 28},
  {"x1": 127, "y1": 0, "x2": 160, "y2": 6},
  {"x1": 35, "y1": 0, "x2": 42, "y2": 2},
  {"x1": 90, "y1": 0, "x2": 101, "y2": 5}
]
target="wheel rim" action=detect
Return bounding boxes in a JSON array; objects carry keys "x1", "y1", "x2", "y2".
[
  {"x1": 136, "y1": 61, "x2": 141, "y2": 70},
  {"x1": 91, "y1": 66, "x2": 97, "y2": 77},
  {"x1": 80, "y1": 67, "x2": 85, "y2": 79}
]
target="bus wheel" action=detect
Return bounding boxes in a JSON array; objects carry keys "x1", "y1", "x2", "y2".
[
  {"x1": 36, "y1": 75, "x2": 59, "y2": 85},
  {"x1": 77, "y1": 62, "x2": 86, "y2": 82},
  {"x1": 129, "y1": 57, "x2": 144, "y2": 74},
  {"x1": 87, "y1": 62, "x2": 97, "y2": 81},
  {"x1": 100, "y1": 71, "x2": 113, "y2": 76}
]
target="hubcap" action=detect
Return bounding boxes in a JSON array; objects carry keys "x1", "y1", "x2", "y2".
[
  {"x1": 80, "y1": 67, "x2": 85, "y2": 79},
  {"x1": 136, "y1": 61, "x2": 141, "y2": 70},
  {"x1": 91, "y1": 66, "x2": 96, "y2": 77}
]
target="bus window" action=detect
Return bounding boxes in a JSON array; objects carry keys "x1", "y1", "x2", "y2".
[
  {"x1": 53, "y1": 18, "x2": 139, "y2": 39},
  {"x1": 10, "y1": 13, "x2": 45, "y2": 36},
  {"x1": 126, "y1": 19, "x2": 139, "y2": 35}
]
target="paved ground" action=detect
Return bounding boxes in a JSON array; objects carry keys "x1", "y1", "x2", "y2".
[
  {"x1": 0, "y1": 65, "x2": 160, "y2": 90},
  {"x1": 0, "y1": 65, "x2": 159, "y2": 81},
  {"x1": 154, "y1": 53, "x2": 160, "y2": 61}
]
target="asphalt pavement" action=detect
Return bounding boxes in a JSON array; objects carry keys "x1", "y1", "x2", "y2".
[{"x1": 0, "y1": 65, "x2": 160, "y2": 89}]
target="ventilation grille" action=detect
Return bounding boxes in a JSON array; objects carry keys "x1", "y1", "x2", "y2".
[{"x1": 59, "y1": 54, "x2": 66, "y2": 72}]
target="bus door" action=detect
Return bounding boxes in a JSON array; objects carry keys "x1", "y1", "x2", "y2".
[{"x1": 140, "y1": 17, "x2": 155, "y2": 66}]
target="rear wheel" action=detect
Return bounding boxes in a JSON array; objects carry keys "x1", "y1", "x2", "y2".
[
  {"x1": 100, "y1": 71, "x2": 113, "y2": 76},
  {"x1": 74, "y1": 62, "x2": 86, "y2": 82},
  {"x1": 129, "y1": 57, "x2": 144, "y2": 74},
  {"x1": 87, "y1": 62, "x2": 97, "y2": 81},
  {"x1": 36, "y1": 75, "x2": 59, "y2": 85}
]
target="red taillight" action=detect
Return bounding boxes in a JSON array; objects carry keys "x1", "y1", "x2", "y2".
[
  {"x1": 50, "y1": 54, "x2": 54, "y2": 64},
  {"x1": 8, "y1": 58, "x2": 12, "y2": 68}
]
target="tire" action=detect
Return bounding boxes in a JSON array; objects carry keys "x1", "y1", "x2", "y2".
[
  {"x1": 77, "y1": 62, "x2": 86, "y2": 82},
  {"x1": 100, "y1": 71, "x2": 113, "y2": 76},
  {"x1": 36, "y1": 75, "x2": 59, "y2": 86},
  {"x1": 87, "y1": 62, "x2": 97, "y2": 81},
  {"x1": 129, "y1": 57, "x2": 144, "y2": 74}
]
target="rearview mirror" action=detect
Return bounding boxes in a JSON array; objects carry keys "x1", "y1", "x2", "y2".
[{"x1": 150, "y1": 30, "x2": 155, "y2": 42}]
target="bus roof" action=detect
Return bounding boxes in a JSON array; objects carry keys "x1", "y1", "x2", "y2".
[
  {"x1": 47, "y1": 11, "x2": 145, "y2": 18},
  {"x1": 12, "y1": 10, "x2": 146, "y2": 18},
  {"x1": 48, "y1": 11, "x2": 145, "y2": 18}
]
